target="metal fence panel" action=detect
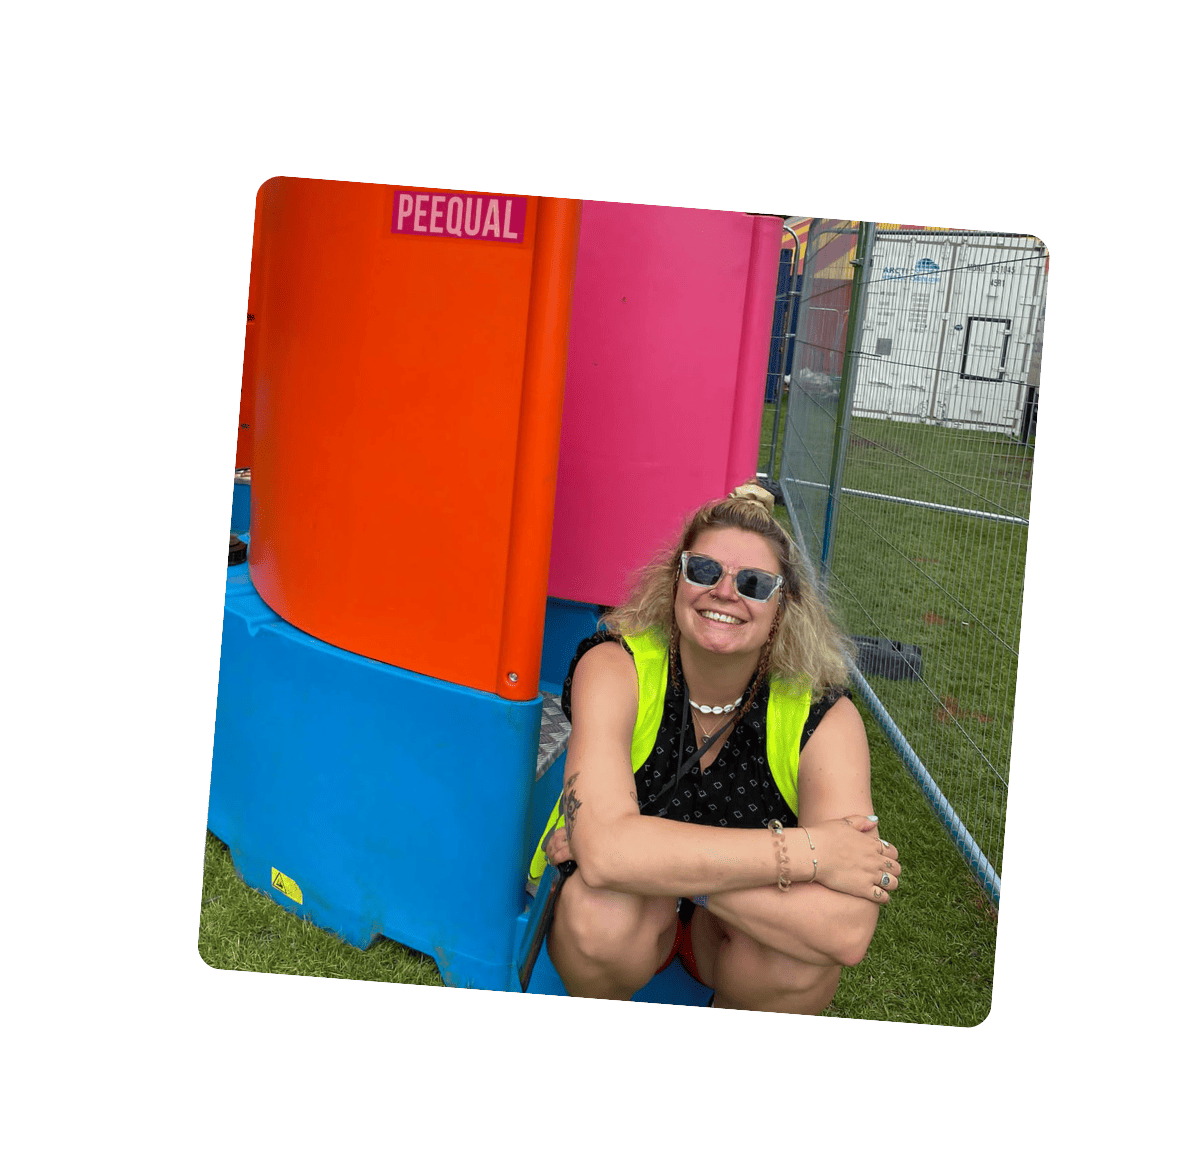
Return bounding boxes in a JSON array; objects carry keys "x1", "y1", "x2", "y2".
[
  {"x1": 777, "y1": 219, "x2": 859, "y2": 566},
  {"x1": 778, "y1": 222, "x2": 1046, "y2": 903}
]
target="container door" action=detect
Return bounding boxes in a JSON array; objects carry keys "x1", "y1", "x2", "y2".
[
  {"x1": 856, "y1": 235, "x2": 950, "y2": 422},
  {"x1": 935, "y1": 238, "x2": 1041, "y2": 432}
]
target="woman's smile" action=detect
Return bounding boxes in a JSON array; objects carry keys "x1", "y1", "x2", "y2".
[{"x1": 698, "y1": 610, "x2": 744, "y2": 625}]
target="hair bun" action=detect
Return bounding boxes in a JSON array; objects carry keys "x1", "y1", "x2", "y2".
[{"x1": 728, "y1": 481, "x2": 776, "y2": 513}]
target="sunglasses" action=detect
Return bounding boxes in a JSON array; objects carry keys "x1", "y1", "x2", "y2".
[{"x1": 680, "y1": 552, "x2": 784, "y2": 603}]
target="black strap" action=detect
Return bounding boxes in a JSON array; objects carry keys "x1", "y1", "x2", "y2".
[{"x1": 655, "y1": 681, "x2": 737, "y2": 805}]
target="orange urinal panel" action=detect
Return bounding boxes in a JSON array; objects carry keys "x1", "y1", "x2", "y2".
[
  {"x1": 246, "y1": 177, "x2": 581, "y2": 699},
  {"x1": 233, "y1": 193, "x2": 264, "y2": 469}
]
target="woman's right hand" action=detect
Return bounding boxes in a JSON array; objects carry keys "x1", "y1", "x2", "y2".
[
  {"x1": 542, "y1": 827, "x2": 574, "y2": 870},
  {"x1": 798, "y1": 815, "x2": 901, "y2": 904}
]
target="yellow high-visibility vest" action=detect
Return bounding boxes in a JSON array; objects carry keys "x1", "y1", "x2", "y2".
[{"x1": 528, "y1": 628, "x2": 813, "y2": 881}]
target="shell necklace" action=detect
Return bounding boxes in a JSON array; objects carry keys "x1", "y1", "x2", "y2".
[
  {"x1": 688, "y1": 695, "x2": 743, "y2": 716},
  {"x1": 661, "y1": 689, "x2": 740, "y2": 795}
]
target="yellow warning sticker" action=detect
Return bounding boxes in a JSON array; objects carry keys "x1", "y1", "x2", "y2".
[{"x1": 270, "y1": 867, "x2": 303, "y2": 905}]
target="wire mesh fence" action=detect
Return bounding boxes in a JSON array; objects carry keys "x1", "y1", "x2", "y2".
[
  {"x1": 759, "y1": 221, "x2": 809, "y2": 474},
  {"x1": 768, "y1": 218, "x2": 1046, "y2": 903},
  {"x1": 768, "y1": 219, "x2": 858, "y2": 547}
]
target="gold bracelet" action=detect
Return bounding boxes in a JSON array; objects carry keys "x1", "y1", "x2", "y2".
[
  {"x1": 767, "y1": 819, "x2": 792, "y2": 891},
  {"x1": 800, "y1": 825, "x2": 818, "y2": 883}
]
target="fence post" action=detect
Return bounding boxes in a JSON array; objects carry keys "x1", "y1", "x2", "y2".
[
  {"x1": 819, "y1": 220, "x2": 875, "y2": 582},
  {"x1": 764, "y1": 224, "x2": 805, "y2": 491}
]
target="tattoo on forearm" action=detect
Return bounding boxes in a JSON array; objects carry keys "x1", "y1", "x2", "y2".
[{"x1": 562, "y1": 772, "x2": 582, "y2": 841}]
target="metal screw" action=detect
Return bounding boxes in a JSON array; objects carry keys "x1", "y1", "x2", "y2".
[{"x1": 507, "y1": 672, "x2": 518, "y2": 683}]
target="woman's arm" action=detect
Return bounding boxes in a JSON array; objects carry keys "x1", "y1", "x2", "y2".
[
  {"x1": 563, "y1": 649, "x2": 896, "y2": 906},
  {"x1": 700, "y1": 880, "x2": 877, "y2": 967},
  {"x1": 701, "y1": 696, "x2": 893, "y2": 966},
  {"x1": 564, "y1": 642, "x2": 790, "y2": 897}
]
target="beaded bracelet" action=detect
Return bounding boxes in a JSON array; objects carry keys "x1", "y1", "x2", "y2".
[{"x1": 767, "y1": 820, "x2": 792, "y2": 891}]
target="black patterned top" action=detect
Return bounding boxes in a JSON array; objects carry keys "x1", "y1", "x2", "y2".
[{"x1": 561, "y1": 632, "x2": 848, "y2": 829}]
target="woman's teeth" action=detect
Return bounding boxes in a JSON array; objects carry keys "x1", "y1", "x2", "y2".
[{"x1": 701, "y1": 611, "x2": 742, "y2": 625}]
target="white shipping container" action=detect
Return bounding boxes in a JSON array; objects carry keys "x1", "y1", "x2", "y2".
[{"x1": 853, "y1": 231, "x2": 1046, "y2": 434}]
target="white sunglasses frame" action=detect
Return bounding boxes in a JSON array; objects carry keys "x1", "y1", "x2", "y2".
[{"x1": 679, "y1": 552, "x2": 784, "y2": 603}]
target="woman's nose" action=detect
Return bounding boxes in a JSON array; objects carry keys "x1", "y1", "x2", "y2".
[{"x1": 710, "y1": 569, "x2": 739, "y2": 600}]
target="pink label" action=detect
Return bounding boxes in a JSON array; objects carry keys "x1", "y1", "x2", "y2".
[{"x1": 392, "y1": 190, "x2": 527, "y2": 243}]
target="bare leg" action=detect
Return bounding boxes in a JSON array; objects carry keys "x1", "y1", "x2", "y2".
[
  {"x1": 688, "y1": 906, "x2": 842, "y2": 1014},
  {"x1": 548, "y1": 874, "x2": 679, "y2": 1000}
]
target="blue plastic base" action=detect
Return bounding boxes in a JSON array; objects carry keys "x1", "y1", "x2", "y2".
[{"x1": 210, "y1": 563, "x2": 539, "y2": 990}]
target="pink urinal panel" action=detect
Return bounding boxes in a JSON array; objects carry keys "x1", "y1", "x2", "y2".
[{"x1": 547, "y1": 203, "x2": 781, "y2": 607}]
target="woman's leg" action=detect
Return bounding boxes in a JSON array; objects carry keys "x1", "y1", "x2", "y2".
[
  {"x1": 548, "y1": 873, "x2": 680, "y2": 1000},
  {"x1": 687, "y1": 906, "x2": 842, "y2": 1014}
]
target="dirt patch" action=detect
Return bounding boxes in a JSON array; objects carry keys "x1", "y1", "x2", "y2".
[
  {"x1": 849, "y1": 434, "x2": 904, "y2": 456},
  {"x1": 937, "y1": 695, "x2": 993, "y2": 725}
]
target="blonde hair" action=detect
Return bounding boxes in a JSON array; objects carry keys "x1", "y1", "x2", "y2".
[{"x1": 602, "y1": 482, "x2": 853, "y2": 696}]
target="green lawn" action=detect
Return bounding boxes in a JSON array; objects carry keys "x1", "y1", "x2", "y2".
[
  {"x1": 819, "y1": 709, "x2": 997, "y2": 1025},
  {"x1": 841, "y1": 415, "x2": 1034, "y2": 519}
]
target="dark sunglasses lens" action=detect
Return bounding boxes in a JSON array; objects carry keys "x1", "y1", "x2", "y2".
[
  {"x1": 736, "y1": 570, "x2": 778, "y2": 600},
  {"x1": 685, "y1": 555, "x2": 723, "y2": 586}
]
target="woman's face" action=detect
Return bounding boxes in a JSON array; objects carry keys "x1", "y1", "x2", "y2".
[{"x1": 674, "y1": 526, "x2": 782, "y2": 662}]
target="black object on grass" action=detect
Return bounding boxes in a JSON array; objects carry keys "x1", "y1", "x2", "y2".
[{"x1": 851, "y1": 635, "x2": 923, "y2": 681}]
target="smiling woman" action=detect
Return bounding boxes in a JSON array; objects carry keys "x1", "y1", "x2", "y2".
[{"x1": 533, "y1": 482, "x2": 904, "y2": 1013}]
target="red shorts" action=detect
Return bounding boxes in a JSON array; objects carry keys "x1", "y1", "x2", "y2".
[{"x1": 657, "y1": 904, "x2": 704, "y2": 983}]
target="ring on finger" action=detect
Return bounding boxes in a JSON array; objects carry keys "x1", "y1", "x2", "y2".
[
  {"x1": 881, "y1": 873, "x2": 891, "y2": 888},
  {"x1": 880, "y1": 839, "x2": 891, "y2": 851}
]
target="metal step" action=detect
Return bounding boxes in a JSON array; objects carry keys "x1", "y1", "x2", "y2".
[{"x1": 536, "y1": 691, "x2": 571, "y2": 780}]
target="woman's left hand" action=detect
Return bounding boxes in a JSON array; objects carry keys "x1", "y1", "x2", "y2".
[
  {"x1": 804, "y1": 815, "x2": 901, "y2": 904},
  {"x1": 542, "y1": 827, "x2": 574, "y2": 869}
]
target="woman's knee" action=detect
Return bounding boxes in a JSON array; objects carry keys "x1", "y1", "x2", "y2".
[
  {"x1": 554, "y1": 880, "x2": 677, "y2": 968},
  {"x1": 718, "y1": 927, "x2": 840, "y2": 1007}
]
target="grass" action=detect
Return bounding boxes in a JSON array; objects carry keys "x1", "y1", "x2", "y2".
[
  {"x1": 842, "y1": 415, "x2": 1034, "y2": 518},
  {"x1": 823, "y1": 711, "x2": 997, "y2": 1025}
]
